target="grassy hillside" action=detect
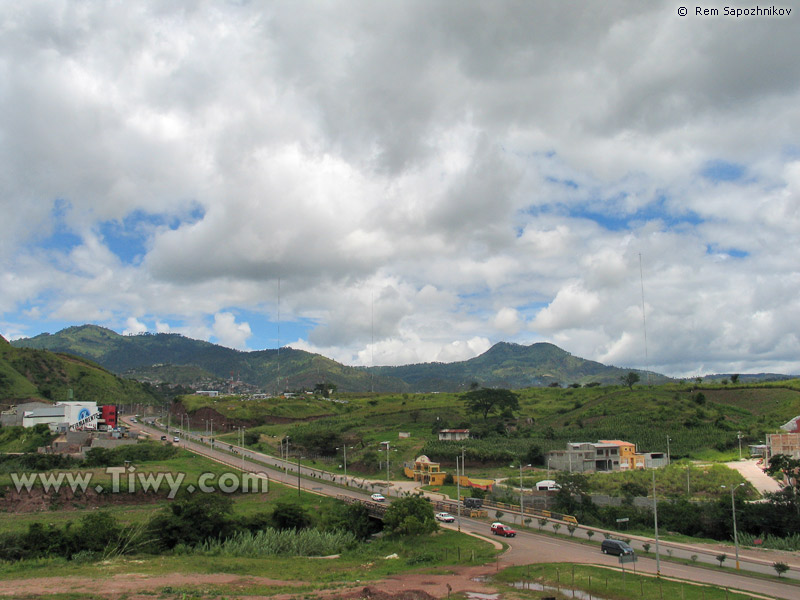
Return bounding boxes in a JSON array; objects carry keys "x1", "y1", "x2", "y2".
[
  {"x1": 0, "y1": 335, "x2": 160, "y2": 406},
  {"x1": 191, "y1": 380, "x2": 800, "y2": 478}
]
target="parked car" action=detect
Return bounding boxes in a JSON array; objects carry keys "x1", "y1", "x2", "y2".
[
  {"x1": 436, "y1": 512, "x2": 455, "y2": 522},
  {"x1": 160, "y1": 435, "x2": 168, "y2": 441},
  {"x1": 173, "y1": 436, "x2": 180, "y2": 443},
  {"x1": 490, "y1": 522, "x2": 516, "y2": 537},
  {"x1": 370, "y1": 493, "x2": 386, "y2": 502},
  {"x1": 464, "y1": 497, "x2": 483, "y2": 509},
  {"x1": 601, "y1": 539, "x2": 634, "y2": 556}
]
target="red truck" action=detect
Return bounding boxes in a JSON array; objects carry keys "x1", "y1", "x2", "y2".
[{"x1": 490, "y1": 522, "x2": 516, "y2": 537}]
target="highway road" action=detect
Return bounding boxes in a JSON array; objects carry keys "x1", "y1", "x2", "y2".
[{"x1": 128, "y1": 417, "x2": 799, "y2": 599}]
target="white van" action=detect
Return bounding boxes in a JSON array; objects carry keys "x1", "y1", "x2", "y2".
[{"x1": 535, "y1": 480, "x2": 561, "y2": 491}]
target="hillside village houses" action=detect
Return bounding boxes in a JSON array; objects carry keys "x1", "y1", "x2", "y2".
[
  {"x1": 438, "y1": 428, "x2": 470, "y2": 441},
  {"x1": 546, "y1": 440, "x2": 668, "y2": 473}
]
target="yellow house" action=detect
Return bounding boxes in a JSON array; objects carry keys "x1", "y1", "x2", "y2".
[
  {"x1": 404, "y1": 455, "x2": 448, "y2": 485},
  {"x1": 600, "y1": 440, "x2": 646, "y2": 469}
]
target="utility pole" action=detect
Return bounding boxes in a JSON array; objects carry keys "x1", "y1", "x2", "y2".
[{"x1": 666, "y1": 436, "x2": 671, "y2": 466}]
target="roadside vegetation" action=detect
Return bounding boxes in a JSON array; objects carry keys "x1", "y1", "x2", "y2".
[{"x1": 494, "y1": 563, "x2": 770, "y2": 600}]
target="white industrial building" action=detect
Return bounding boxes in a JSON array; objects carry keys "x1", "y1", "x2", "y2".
[{"x1": 21, "y1": 401, "x2": 99, "y2": 431}]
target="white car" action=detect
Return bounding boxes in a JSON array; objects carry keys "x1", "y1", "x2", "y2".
[
  {"x1": 436, "y1": 512, "x2": 455, "y2": 522},
  {"x1": 370, "y1": 493, "x2": 386, "y2": 502},
  {"x1": 173, "y1": 436, "x2": 180, "y2": 443}
]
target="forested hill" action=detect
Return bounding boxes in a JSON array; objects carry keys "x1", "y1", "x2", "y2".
[
  {"x1": 12, "y1": 325, "x2": 672, "y2": 392},
  {"x1": 11, "y1": 326, "x2": 407, "y2": 394},
  {"x1": 370, "y1": 341, "x2": 670, "y2": 391}
]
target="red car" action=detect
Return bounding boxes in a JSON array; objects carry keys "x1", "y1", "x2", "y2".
[{"x1": 490, "y1": 522, "x2": 516, "y2": 537}]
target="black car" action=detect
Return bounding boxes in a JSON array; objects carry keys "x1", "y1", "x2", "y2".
[
  {"x1": 601, "y1": 539, "x2": 634, "y2": 556},
  {"x1": 160, "y1": 435, "x2": 168, "y2": 441}
]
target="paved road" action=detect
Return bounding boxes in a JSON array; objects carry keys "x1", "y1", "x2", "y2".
[
  {"x1": 725, "y1": 459, "x2": 783, "y2": 494},
  {"x1": 129, "y1": 418, "x2": 799, "y2": 599}
]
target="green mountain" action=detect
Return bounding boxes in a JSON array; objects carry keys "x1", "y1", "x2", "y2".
[
  {"x1": 12, "y1": 325, "x2": 673, "y2": 393},
  {"x1": 0, "y1": 334, "x2": 160, "y2": 407},
  {"x1": 12, "y1": 326, "x2": 406, "y2": 393},
  {"x1": 372, "y1": 341, "x2": 670, "y2": 391}
]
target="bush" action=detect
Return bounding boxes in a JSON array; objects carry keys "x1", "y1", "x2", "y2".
[
  {"x1": 147, "y1": 492, "x2": 237, "y2": 550},
  {"x1": 384, "y1": 495, "x2": 437, "y2": 536}
]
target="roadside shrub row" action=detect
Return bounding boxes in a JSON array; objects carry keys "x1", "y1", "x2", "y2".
[
  {"x1": 0, "y1": 441, "x2": 179, "y2": 474},
  {"x1": 0, "y1": 492, "x2": 380, "y2": 562}
]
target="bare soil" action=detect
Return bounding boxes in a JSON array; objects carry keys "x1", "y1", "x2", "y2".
[
  {"x1": 0, "y1": 564, "x2": 503, "y2": 600},
  {"x1": 0, "y1": 485, "x2": 168, "y2": 513}
]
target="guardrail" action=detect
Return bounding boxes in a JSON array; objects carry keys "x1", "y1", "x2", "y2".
[{"x1": 433, "y1": 497, "x2": 578, "y2": 525}]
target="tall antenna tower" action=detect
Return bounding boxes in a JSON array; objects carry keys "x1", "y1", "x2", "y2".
[
  {"x1": 639, "y1": 253, "x2": 651, "y2": 385},
  {"x1": 370, "y1": 291, "x2": 375, "y2": 393},
  {"x1": 277, "y1": 276, "x2": 281, "y2": 395}
]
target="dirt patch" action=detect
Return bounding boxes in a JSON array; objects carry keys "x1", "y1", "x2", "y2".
[
  {"x1": 0, "y1": 485, "x2": 169, "y2": 513},
  {"x1": 0, "y1": 564, "x2": 503, "y2": 600}
]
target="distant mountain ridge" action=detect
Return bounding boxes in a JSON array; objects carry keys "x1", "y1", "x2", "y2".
[{"x1": 12, "y1": 324, "x2": 674, "y2": 392}]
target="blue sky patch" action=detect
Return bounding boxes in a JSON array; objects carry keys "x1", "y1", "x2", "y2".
[
  {"x1": 35, "y1": 199, "x2": 82, "y2": 252},
  {"x1": 702, "y1": 160, "x2": 745, "y2": 182},
  {"x1": 706, "y1": 245, "x2": 749, "y2": 259},
  {"x1": 229, "y1": 309, "x2": 316, "y2": 349},
  {"x1": 98, "y1": 205, "x2": 206, "y2": 265}
]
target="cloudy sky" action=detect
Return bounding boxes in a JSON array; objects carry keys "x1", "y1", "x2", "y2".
[{"x1": 2, "y1": 1, "x2": 799, "y2": 377}]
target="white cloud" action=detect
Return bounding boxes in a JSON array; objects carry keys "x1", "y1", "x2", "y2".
[
  {"x1": 1, "y1": 2, "x2": 800, "y2": 375},
  {"x1": 493, "y1": 307, "x2": 522, "y2": 336},
  {"x1": 212, "y1": 312, "x2": 252, "y2": 350},
  {"x1": 122, "y1": 317, "x2": 147, "y2": 336}
]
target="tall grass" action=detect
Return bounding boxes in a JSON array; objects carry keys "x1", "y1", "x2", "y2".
[
  {"x1": 197, "y1": 528, "x2": 357, "y2": 557},
  {"x1": 738, "y1": 531, "x2": 800, "y2": 551}
]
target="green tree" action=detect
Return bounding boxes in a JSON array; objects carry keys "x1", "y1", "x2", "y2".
[
  {"x1": 383, "y1": 494, "x2": 437, "y2": 536},
  {"x1": 463, "y1": 388, "x2": 520, "y2": 420},
  {"x1": 620, "y1": 372, "x2": 640, "y2": 390},
  {"x1": 271, "y1": 502, "x2": 311, "y2": 530},
  {"x1": 773, "y1": 562, "x2": 789, "y2": 577},
  {"x1": 730, "y1": 374, "x2": 739, "y2": 384},
  {"x1": 321, "y1": 501, "x2": 375, "y2": 541},
  {"x1": 553, "y1": 472, "x2": 591, "y2": 515}
]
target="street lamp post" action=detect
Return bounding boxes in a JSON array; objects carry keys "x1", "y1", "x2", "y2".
[
  {"x1": 722, "y1": 483, "x2": 746, "y2": 569},
  {"x1": 456, "y1": 456, "x2": 461, "y2": 532},
  {"x1": 381, "y1": 442, "x2": 390, "y2": 486},
  {"x1": 519, "y1": 462, "x2": 531, "y2": 519},
  {"x1": 297, "y1": 454, "x2": 302, "y2": 496},
  {"x1": 737, "y1": 431, "x2": 743, "y2": 461},
  {"x1": 284, "y1": 437, "x2": 290, "y2": 478},
  {"x1": 652, "y1": 468, "x2": 661, "y2": 576},
  {"x1": 241, "y1": 427, "x2": 246, "y2": 472},
  {"x1": 336, "y1": 445, "x2": 350, "y2": 481}
]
